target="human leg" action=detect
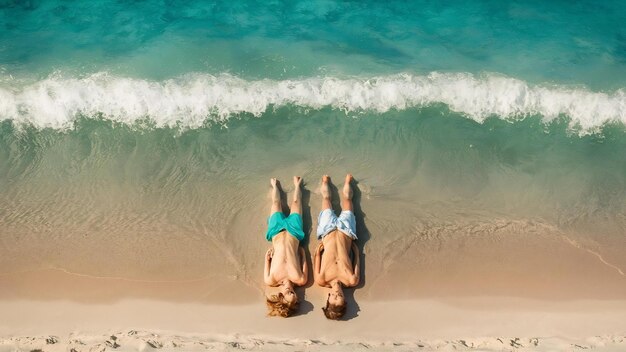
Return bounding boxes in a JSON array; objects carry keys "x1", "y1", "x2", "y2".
[
  {"x1": 320, "y1": 175, "x2": 332, "y2": 211},
  {"x1": 270, "y1": 178, "x2": 282, "y2": 215},
  {"x1": 341, "y1": 173, "x2": 353, "y2": 212},
  {"x1": 290, "y1": 176, "x2": 302, "y2": 215}
]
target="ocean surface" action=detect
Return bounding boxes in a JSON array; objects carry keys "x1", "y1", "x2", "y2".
[{"x1": 1, "y1": 0, "x2": 625, "y2": 299}]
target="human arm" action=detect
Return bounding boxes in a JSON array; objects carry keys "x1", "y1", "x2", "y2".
[
  {"x1": 294, "y1": 246, "x2": 308, "y2": 286},
  {"x1": 347, "y1": 242, "x2": 360, "y2": 287},
  {"x1": 264, "y1": 248, "x2": 276, "y2": 286},
  {"x1": 313, "y1": 242, "x2": 326, "y2": 286}
]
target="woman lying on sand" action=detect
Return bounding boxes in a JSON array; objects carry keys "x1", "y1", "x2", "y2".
[
  {"x1": 314, "y1": 174, "x2": 361, "y2": 320},
  {"x1": 263, "y1": 176, "x2": 308, "y2": 317}
]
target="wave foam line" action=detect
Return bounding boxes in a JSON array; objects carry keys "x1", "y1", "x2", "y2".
[{"x1": 0, "y1": 72, "x2": 624, "y2": 131}]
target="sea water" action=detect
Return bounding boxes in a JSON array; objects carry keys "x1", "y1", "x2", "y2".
[{"x1": 0, "y1": 1, "x2": 625, "y2": 298}]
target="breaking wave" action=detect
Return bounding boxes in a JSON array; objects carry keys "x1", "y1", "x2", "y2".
[{"x1": 0, "y1": 72, "x2": 624, "y2": 131}]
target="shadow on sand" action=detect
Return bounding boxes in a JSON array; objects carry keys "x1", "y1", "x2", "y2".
[{"x1": 297, "y1": 181, "x2": 315, "y2": 315}]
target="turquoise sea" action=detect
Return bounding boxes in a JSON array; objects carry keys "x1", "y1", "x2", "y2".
[{"x1": 1, "y1": 1, "x2": 625, "y2": 298}]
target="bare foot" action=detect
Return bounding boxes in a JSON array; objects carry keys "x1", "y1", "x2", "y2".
[
  {"x1": 293, "y1": 176, "x2": 302, "y2": 188},
  {"x1": 270, "y1": 177, "x2": 279, "y2": 188},
  {"x1": 343, "y1": 174, "x2": 353, "y2": 200},
  {"x1": 321, "y1": 175, "x2": 331, "y2": 200}
]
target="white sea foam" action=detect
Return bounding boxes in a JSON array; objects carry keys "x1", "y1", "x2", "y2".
[{"x1": 0, "y1": 72, "x2": 624, "y2": 131}]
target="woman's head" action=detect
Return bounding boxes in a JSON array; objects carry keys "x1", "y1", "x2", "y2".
[{"x1": 266, "y1": 290, "x2": 299, "y2": 317}]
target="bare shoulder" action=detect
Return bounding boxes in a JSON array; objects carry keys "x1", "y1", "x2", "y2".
[
  {"x1": 264, "y1": 274, "x2": 278, "y2": 286},
  {"x1": 294, "y1": 272, "x2": 307, "y2": 286},
  {"x1": 314, "y1": 270, "x2": 327, "y2": 286},
  {"x1": 346, "y1": 274, "x2": 359, "y2": 287}
]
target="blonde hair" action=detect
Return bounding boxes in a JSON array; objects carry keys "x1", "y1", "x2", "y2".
[{"x1": 266, "y1": 292, "x2": 299, "y2": 317}]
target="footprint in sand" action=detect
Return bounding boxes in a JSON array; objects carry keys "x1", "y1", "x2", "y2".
[
  {"x1": 105, "y1": 335, "x2": 120, "y2": 349},
  {"x1": 146, "y1": 339, "x2": 163, "y2": 349},
  {"x1": 45, "y1": 336, "x2": 59, "y2": 344}
]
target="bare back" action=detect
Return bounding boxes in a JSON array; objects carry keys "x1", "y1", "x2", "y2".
[
  {"x1": 267, "y1": 231, "x2": 306, "y2": 286},
  {"x1": 317, "y1": 230, "x2": 358, "y2": 287}
]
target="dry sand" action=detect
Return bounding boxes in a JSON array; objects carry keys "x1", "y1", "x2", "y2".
[{"x1": 1, "y1": 298, "x2": 626, "y2": 351}]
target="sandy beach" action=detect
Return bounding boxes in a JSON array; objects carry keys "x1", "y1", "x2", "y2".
[
  {"x1": 1, "y1": 297, "x2": 626, "y2": 351},
  {"x1": 2, "y1": 162, "x2": 626, "y2": 351},
  {"x1": 2, "y1": 192, "x2": 626, "y2": 351},
  {"x1": 2, "y1": 1, "x2": 626, "y2": 350},
  {"x1": 2, "y1": 167, "x2": 626, "y2": 351}
]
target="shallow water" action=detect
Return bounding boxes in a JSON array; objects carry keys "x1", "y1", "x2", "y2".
[{"x1": 1, "y1": 109, "x2": 625, "y2": 298}]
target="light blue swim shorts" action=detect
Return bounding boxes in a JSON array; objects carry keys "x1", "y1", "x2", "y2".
[{"x1": 316, "y1": 209, "x2": 357, "y2": 240}]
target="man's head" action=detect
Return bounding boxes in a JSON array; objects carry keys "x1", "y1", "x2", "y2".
[
  {"x1": 322, "y1": 283, "x2": 346, "y2": 320},
  {"x1": 266, "y1": 285, "x2": 298, "y2": 317}
]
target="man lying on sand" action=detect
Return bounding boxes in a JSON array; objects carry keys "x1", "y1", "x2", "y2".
[
  {"x1": 314, "y1": 174, "x2": 360, "y2": 320},
  {"x1": 263, "y1": 176, "x2": 308, "y2": 317}
]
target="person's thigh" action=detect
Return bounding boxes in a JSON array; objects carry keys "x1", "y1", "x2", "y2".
[
  {"x1": 316, "y1": 209, "x2": 338, "y2": 239},
  {"x1": 337, "y1": 211, "x2": 357, "y2": 239}
]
